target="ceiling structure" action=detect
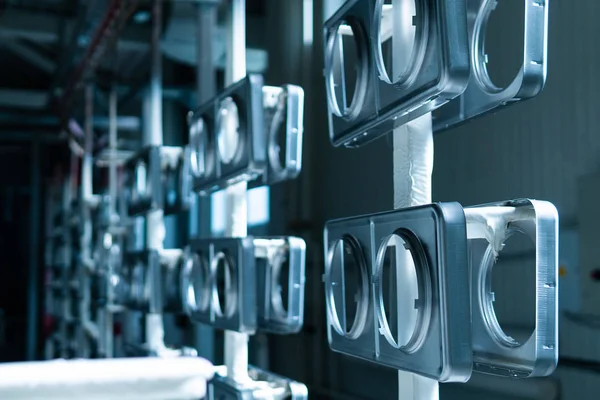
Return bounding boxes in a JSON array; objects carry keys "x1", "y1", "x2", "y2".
[{"x1": 0, "y1": 0, "x2": 267, "y2": 143}]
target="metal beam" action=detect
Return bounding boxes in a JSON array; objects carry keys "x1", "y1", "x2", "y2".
[
  {"x1": 0, "y1": 9, "x2": 148, "y2": 52},
  {"x1": 2, "y1": 39, "x2": 56, "y2": 74},
  {"x1": 0, "y1": 131, "x2": 63, "y2": 143},
  {"x1": 0, "y1": 110, "x2": 140, "y2": 131},
  {"x1": 0, "y1": 8, "x2": 268, "y2": 72},
  {"x1": 0, "y1": 89, "x2": 49, "y2": 109}
]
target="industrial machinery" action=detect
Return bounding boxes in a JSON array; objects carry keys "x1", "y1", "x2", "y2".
[
  {"x1": 321, "y1": 0, "x2": 555, "y2": 399},
  {"x1": 4, "y1": 0, "x2": 558, "y2": 399}
]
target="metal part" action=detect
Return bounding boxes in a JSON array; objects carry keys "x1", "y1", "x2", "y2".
[
  {"x1": 120, "y1": 249, "x2": 185, "y2": 315},
  {"x1": 323, "y1": 0, "x2": 469, "y2": 148},
  {"x1": 209, "y1": 365, "x2": 308, "y2": 400},
  {"x1": 259, "y1": 85, "x2": 305, "y2": 186},
  {"x1": 122, "y1": 146, "x2": 163, "y2": 216},
  {"x1": 161, "y1": 250, "x2": 186, "y2": 313},
  {"x1": 323, "y1": 202, "x2": 472, "y2": 382},
  {"x1": 465, "y1": 199, "x2": 558, "y2": 378},
  {"x1": 188, "y1": 74, "x2": 266, "y2": 194},
  {"x1": 122, "y1": 250, "x2": 161, "y2": 313},
  {"x1": 182, "y1": 236, "x2": 307, "y2": 334},
  {"x1": 433, "y1": 0, "x2": 549, "y2": 132},
  {"x1": 183, "y1": 237, "x2": 257, "y2": 333},
  {"x1": 254, "y1": 237, "x2": 306, "y2": 334},
  {"x1": 161, "y1": 146, "x2": 193, "y2": 215},
  {"x1": 122, "y1": 145, "x2": 193, "y2": 216}
]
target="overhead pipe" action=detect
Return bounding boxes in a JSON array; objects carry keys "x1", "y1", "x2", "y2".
[{"x1": 59, "y1": 0, "x2": 139, "y2": 128}]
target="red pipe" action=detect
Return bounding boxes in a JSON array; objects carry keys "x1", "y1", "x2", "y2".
[{"x1": 60, "y1": 0, "x2": 139, "y2": 116}]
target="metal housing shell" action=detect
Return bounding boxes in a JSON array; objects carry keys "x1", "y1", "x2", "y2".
[{"x1": 323, "y1": 203, "x2": 472, "y2": 382}]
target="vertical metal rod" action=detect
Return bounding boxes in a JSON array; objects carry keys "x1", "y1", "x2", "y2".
[
  {"x1": 193, "y1": 1, "x2": 218, "y2": 362},
  {"x1": 26, "y1": 137, "x2": 40, "y2": 361},
  {"x1": 144, "y1": 0, "x2": 166, "y2": 353},
  {"x1": 79, "y1": 83, "x2": 96, "y2": 359},
  {"x1": 197, "y1": 4, "x2": 217, "y2": 104},
  {"x1": 104, "y1": 87, "x2": 118, "y2": 358},
  {"x1": 225, "y1": 0, "x2": 247, "y2": 85},
  {"x1": 148, "y1": 0, "x2": 163, "y2": 148},
  {"x1": 61, "y1": 154, "x2": 77, "y2": 359},
  {"x1": 109, "y1": 89, "x2": 118, "y2": 221},
  {"x1": 224, "y1": 0, "x2": 249, "y2": 384},
  {"x1": 43, "y1": 185, "x2": 54, "y2": 360}
]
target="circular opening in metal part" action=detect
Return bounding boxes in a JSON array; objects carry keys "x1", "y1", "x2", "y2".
[
  {"x1": 326, "y1": 235, "x2": 369, "y2": 339},
  {"x1": 480, "y1": 226, "x2": 536, "y2": 347},
  {"x1": 183, "y1": 253, "x2": 210, "y2": 313},
  {"x1": 271, "y1": 250, "x2": 290, "y2": 320},
  {"x1": 190, "y1": 118, "x2": 213, "y2": 178},
  {"x1": 217, "y1": 97, "x2": 241, "y2": 165},
  {"x1": 473, "y1": 0, "x2": 525, "y2": 91},
  {"x1": 325, "y1": 19, "x2": 369, "y2": 120},
  {"x1": 374, "y1": 0, "x2": 427, "y2": 87},
  {"x1": 134, "y1": 160, "x2": 148, "y2": 198},
  {"x1": 375, "y1": 231, "x2": 430, "y2": 351},
  {"x1": 212, "y1": 252, "x2": 237, "y2": 318}
]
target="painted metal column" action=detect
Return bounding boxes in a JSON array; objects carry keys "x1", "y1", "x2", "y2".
[
  {"x1": 223, "y1": 0, "x2": 250, "y2": 383},
  {"x1": 144, "y1": 0, "x2": 167, "y2": 353},
  {"x1": 26, "y1": 137, "x2": 40, "y2": 361},
  {"x1": 392, "y1": 0, "x2": 438, "y2": 396}
]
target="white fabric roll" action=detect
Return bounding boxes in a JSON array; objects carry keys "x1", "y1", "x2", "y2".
[{"x1": 0, "y1": 357, "x2": 214, "y2": 400}]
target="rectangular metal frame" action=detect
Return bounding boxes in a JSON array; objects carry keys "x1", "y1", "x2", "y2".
[
  {"x1": 189, "y1": 75, "x2": 266, "y2": 194},
  {"x1": 160, "y1": 146, "x2": 193, "y2": 215},
  {"x1": 466, "y1": 199, "x2": 558, "y2": 378},
  {"x1": 122, "y1": 146, "x2": 163, "y2": 216},
  {"x1": 323, "y1": 0, "x2": 469, "y2": 147},
  {"x1": 323, "y1": 203, "x2": 472, "y2": 382},
  {"x1": 117, "y1": 249, "x2": 184, "y2": 314},
  {"x1": 258, "y1": 85, "x2": 305, "y2": 186},
  {"x1": 433, "y1": 0, "x2": 549, "y2": 132},
  {"x1": 122, "y1": 250, "x2": 161, "y2": 313},
  {"x1": 159, "y1": 249, "x2": 184, "y2": 313},
  {"x1": 186, "y1": 238, "x2": 257, "y2": 333},
  {"x1": 254, "y1": 237, "x2": 306, "y2": 334}
]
